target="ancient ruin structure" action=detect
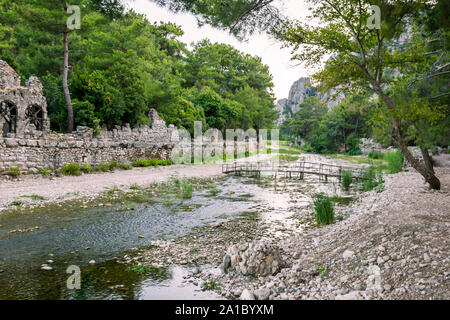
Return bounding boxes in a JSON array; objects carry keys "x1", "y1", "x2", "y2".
[
  {"x1": 0, "y1": 60, "x2": 50, "y2": 136},
  {"x1": 0, "y1": 60, "x2": 262, "y2": 175}
]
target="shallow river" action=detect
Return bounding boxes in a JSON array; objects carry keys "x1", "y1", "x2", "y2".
[{"x1": 0, "y1": 176, "x2": 291, "y2": 299}]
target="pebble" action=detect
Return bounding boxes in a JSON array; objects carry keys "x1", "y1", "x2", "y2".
[{"x1": 41, "y1": 264, "x2": 52, "y2": 271}]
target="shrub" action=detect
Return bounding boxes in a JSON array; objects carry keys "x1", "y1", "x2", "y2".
[
  {"x1": 120, "y1": 163, "x2": 133, "y2": 170},
  {"x1": 384, "y1": 150, "x2": 404, "y2": 174},
  {"x1": 313, "y1": 194, "x2": 335, "y2": 225},
  {"x1": 109, "y1": 161, "x2": 119, "y2": 171},
  {"x1": 37, "y1": 167, "x2": 51, "y2": 177},
  {"x1": 80, "y1": 163, "x2": 93, "y2": 174},
  {"x1": 368, "y1": 150, "x2": 384, "y2": 159},
  {"x1": 132, "y1": 158, "x2": 172, "y2": 167},
  {"x1": 61, "y1": 163, "x2": 81, "y2": 176},
  {"x1": 8, "y1": 167, "x2": 21, "y2": 177},
  {"x1": 360, "y1": 167, "x2": 384, "y2": 191},
  {"x1": 341, "y1": 170, "x2": 353, "y2": 191},
  {"x1": 181, "y1": 179, "x2": 193, "y2": 199},
  {"x1": 95, "y1": 162, "x2": 110, "y2": 172},
  {"x1": 346, "y1": 148, "x2": 363, "y2": 156}
]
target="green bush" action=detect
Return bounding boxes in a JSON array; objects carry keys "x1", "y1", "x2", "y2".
[
  {"x1": 341, "y1": 170, "x2": 353, "y2": 191},
  {"x1": 181, "y1": 179, "x2": 193, "y2": 199},
  {"x1": 37, "y1": 167, "x2": 51, "y2": 177},
  {"x1": 132, "y1": 158, "x2": 173, "y2": 167},
  {"x1": 80, "y1": 163, "x2": 94, "y2": 173},
  {"x1": 61, "y1": 163, "x2": 81, "y2": 176},
  {"x1": 95, "y1": 162, "x2": 110, "y2": 172},
  {"x1": 109, "y1": 161, "x2": 119, "y2": 171},
  {"x1": 120, "y1": 163, "x2": 133, "y2": 170},
  {"x1": 360, "y1": 167, "x2": 384, "y2": 191},
  {"x1": 368, "y1": 150, "x2": 384, "y2": 159},
  {"x1": 8, "y1": 167, "x2": 21, "y2": 177},
  {"x1": 346, "y1": 148, "x2": 363, "y2": 156},
  {"x1": 384, "y1": 150, "x2": 404, "y2": 174},
  {"x1": 313, "y1": 194, "x2": 335, "y2": 225}
]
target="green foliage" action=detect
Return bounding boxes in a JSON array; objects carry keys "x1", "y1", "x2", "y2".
[
  {"x1": 313, "y1": 194, "x2": 335, "y2": 225},
  {"x1": 361, "y1": 167, "x2": 385, "y2": 192},
  {"x1": 132, "y1": 159, "x2": 173, "y2": 167},
  {"x1": 119, "y1": 163, "x2": 133, "y2": 170},
  {"x1": 341, "y1": 170, "x2": 353, "y2": 191},
  {"x1": 368, "y1": 151, "x2": 384, "y2": 160},
  {"x1": 1, "y1": 3, "x2": 277, "y2": 134},
  {"x1": 95, "y1": 163, "x2": 110, "y2": 173},
  {"x1": 37, "y1": 167, "x2": 51, "y2": 177},
  {"x1": 61, "y1": 164, "x2": 80, "y2": 176},
  {"x1": 7, "y1": 167, "x2": 21, "y2": 177},
  {"x1": 384, "y1": 151, "x2": 404, "y2": 174},
  {"x1": 346, "y1": 149, "x2": 363, "y2": 156},
  {"x1": 21, "y1": 194, "x2": 45, "y2": 200},
  {"x1": 201, "y1": 280, "x2": 221, "y2": 291},
  {"x1": 80, "y1": 163, "x2": 94, "y2": 174},
  {"x1": 281, "y1": 95, "x2": 371, "y2": 154}
]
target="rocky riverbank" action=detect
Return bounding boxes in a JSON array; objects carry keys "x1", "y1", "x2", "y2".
[{"x1": 127, "y1": 166, "x2": 449, "y2": 300}]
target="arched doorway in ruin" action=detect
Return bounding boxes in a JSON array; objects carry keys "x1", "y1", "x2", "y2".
[
  {"x1": 0, "y1": 100, "x2": 17, "y2": 136},
  {"x1": 25, "y1": 104, "x2": 45, "y2": 131}
]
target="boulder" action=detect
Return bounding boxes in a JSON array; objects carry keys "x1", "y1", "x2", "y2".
[{"x1": 222, "y1": 240, "x2": 283, "y2": 277}]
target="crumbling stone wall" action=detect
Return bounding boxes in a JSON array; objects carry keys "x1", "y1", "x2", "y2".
[{"x1": 0, "y1": 111, "x2": 178, "y2": 174}]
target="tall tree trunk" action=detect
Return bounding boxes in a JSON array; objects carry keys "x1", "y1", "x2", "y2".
[
  {"x1": 63, "y1": 31, "x2": 74, "y2": 133},
  {"x1": 420, "y1": 146, "x2": 435, "y2": 174},
  {"x1": 392, "y1": 119, "x2": 440, "y2": 190},
  {"x1": 371, "y1": 85, "x2": 441, "y2": 190}
]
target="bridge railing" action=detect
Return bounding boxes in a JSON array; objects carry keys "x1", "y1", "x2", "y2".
[{"x1": 222, "y1": 160, "x2": 368, "y2": 179}]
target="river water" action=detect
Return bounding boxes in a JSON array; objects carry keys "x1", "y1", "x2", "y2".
[{"x1": 0, "y1": 176, "x2": 291, "y2": 299}]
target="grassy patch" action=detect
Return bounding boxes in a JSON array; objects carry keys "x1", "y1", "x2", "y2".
[
  {"x1": 368, "y1": 150, "x2": 384, "y2": 159},
  {"x1": 21, "y1": 194, "x2": 45, "y2": 201},
  {"x1": 329, "y1": 196, "x2": 353, "y2": 205},
  {"x1": 341, "y1": 170, "x2": 353, "y2": 191},
  {"x1": 8, "y1": 167, "x2": 21, "y2": 177},
  {"x1": 384, "y1": 150, "x2": 404, "y2": 174},
  {"x1": 278, "y1": 148, "x2": 301, "y2": 155},
  {"x1": 132, "y1": 158, "x2": 173, "y2": 167},
  {"x1": 313, "y1": 194, "x2": 335, "y2": 225},
  {"x1": 360, "y1": 167, "x2": 384, "y2": 192},
  {"x1": 202, "y1": 280, "x2": 221, "y2": 291},
  {"x1": 61, "y1": 163, "x2": 81, "y2": 176}
]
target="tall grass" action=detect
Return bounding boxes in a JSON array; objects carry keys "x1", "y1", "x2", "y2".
[
  {"x1": 360, "y1": 167, "x2": 384, "y2": 192},
  {"x1": 368, "y1": 150, "x2": 384, "y2": 159},
  {"x1": 341, "y1": 170, "x2": 353, "y2": 191},
  {"x1": 181, "y1": 179, "x2": 193, "y2": 199},
  {"x1": 313, "y1": 194, "x2": 335, "y2": 225},
  {"x1": 384, "y1": 150, "x2": 404, "y2": 174}
]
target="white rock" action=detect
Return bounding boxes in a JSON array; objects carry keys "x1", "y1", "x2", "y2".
[
  {"x1": 335, "y1": 291, "x2": 364, "y2": 300},
  {"x1": 240, "y1": 289, "x2": 255, "y2": 300},
  {"x1": 342, "y1": 250, "x2": 355, "y2": 259},
  {"x1": 41, "y1": 264, "x2": 52, "y2": 271},
  {"x1": 89, "y1": 260, "x2": 96, "y2": 264},
  {"x1": 254, "y1": 288, "x2": 271, "y2": 300}
]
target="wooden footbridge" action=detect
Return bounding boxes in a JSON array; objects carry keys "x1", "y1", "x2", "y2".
[{"x1": 222, "y1": 161, "x2": 367, "y2": 181}]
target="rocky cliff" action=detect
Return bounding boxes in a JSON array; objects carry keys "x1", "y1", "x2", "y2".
[{"x1": 275, "y1": 77, "x2": 344, "y2": 125}]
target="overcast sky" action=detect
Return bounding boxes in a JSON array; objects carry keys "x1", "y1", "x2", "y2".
[{"x1": 130, "y1": 0, "x2": 313, "y2": 101}]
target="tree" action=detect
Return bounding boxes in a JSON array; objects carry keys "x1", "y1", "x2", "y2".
[
  {"x1": 271, "y1": 0, "x2": 442, "y2": 189},
  {"x1": 17, "y1": 0, "x2": 81, "y2": 132},
  {"x1": 159, "y1": 0, "x2": 445, "y2": 190}
]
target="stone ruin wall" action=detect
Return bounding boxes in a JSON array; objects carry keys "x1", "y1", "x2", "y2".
[
  {"x1": 0, "y1": 60, "x2": 263, "y2": 175},
  {"x1": 0, "y1": 116, "x2": 178, "y2": 175}
]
